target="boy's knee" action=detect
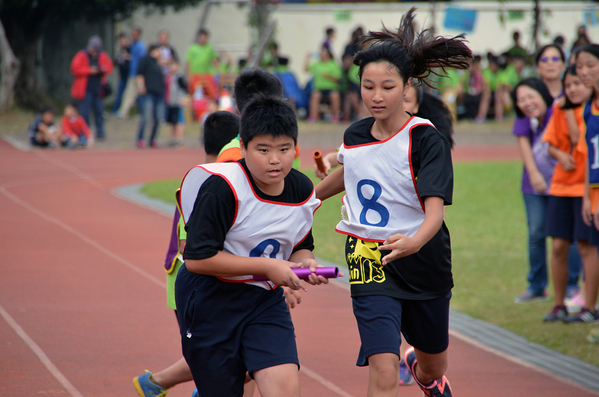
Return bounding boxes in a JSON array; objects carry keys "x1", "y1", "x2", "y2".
[{"x1": 368, "y1": 354, "x2": 400, "y2": 391}]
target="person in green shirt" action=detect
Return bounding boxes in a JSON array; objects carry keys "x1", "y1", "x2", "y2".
[
  {"x1": 305, "y1": 45, "x2": 342, "y2": 123},
  {"x1": 476, "y1": 53, "x2": 506, "y2": 123},
  {"x1": 185, "y1": 29, "x2": 220, "y2": 99}
]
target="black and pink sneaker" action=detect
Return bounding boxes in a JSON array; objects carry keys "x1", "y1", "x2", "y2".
[{"x1": 405, "y1": 347, "x2": 453, "y2": 397}]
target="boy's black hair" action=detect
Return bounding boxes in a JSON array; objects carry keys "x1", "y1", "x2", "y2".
[
  {"x1": 240, "y1": 95, "x2": 297, "y2": 147},
  {"x1": 234, "y1": 68, "x2": 283, "y2": 113},
  {"x1": 326, "y1": 27, "x2": 335, "y2": 36},
  {"x1": 148, "y1": 43, "x2": 160, "y2": 54},
  {"x1": 511, "y1": 78, "x2": 554, "y2": 119},
  {"x1": 197, "y1": 28, "x2": 209, "y2": 37},
  {"x1": 68, "y1": 100, "x2": 79, "y2": 111},
  {"x1": 202, "y1": 111, "x2": 240, "y2": 156},
  {"x1": 40, "y1": 106, "x2": 55, "y2": 115}
]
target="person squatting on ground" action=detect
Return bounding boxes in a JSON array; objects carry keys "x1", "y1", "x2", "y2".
[
  {"x1": 175, "y1": 95, "x2": 330, "y2": 397},
  {"x1": 315, "y1": 8, "x2": 471, "y2": 397},
  {"x1": 539, "y1": 65, "x2": 597, "y2": 322},
  {"x1": 61, "y1": 101, "x2": 93, "y2": 148},
  {"x1": 28, "y1": 107, "x2": 70, "y2": 148}
]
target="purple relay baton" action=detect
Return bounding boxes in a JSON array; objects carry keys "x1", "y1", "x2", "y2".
[{"x1": 253, "y1": 267, "x2": 339, "y2": 281}]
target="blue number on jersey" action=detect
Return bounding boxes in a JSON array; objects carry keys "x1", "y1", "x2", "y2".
[
  {"x1": 357, "y1": 179, "x2": 390, "y2": 227},
  {"x1": 250, "y1": 239, "x2": 281, "y2": 259}
]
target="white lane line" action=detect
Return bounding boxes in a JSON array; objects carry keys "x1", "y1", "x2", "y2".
[
  {"x1": 301, "y1": 365, "x2": 357, "y2": 397},
  {"x1": 34, "y1": 151, "x2": 105, "y2": 189},
  {"x1": 0, "y1": 185, "x2": 165, "y2": 289},
  {"x1": 0, "y1": 304, "x2": 84, "y2": 397}
]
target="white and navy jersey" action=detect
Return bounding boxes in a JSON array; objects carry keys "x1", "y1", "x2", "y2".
[
  {"x1": 180, "y1": 159, "x2": 321, "y2": 290},
  {"x1": 584, "y1": 98, "x2": 599, "y2": 187},
  {"x1": 337, "y1": 116, "x2": 435, "y2": 242},
  {"x1": 338, "y1": 116, "x2": 454, "y2": 300}
]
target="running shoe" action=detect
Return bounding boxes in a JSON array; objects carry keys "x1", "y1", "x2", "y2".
[
  {"x1": 399, "y1": 360, "x2": 413, "y2": 385},
  {"x1": 137, "y1": 139, "x2": 146, "y2": 148},
  {"x1": 563, "y1": 308, "x2": 599, "y2": 324},
  {"x1": 150, "y1": 140, "x2": 159, "y2": 148},
  {"x1": 404, "y1": 347, "x2": 453, "y2": 397},
  {"x1": 542, "y1": 305, "x2": 568, "y2": 322},
  {"x1": 133, "y1": 372, "x2": 167, "y2": 397},
  {"x1": 514, "y1": 290, "x2": 549, "y2": 303}
]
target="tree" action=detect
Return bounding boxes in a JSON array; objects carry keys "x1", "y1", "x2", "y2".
[{"x1": 0, "y1": 0, "x2": 203, "y2": 110}]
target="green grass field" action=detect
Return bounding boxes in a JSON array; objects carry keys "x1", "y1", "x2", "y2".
[{"x1": 140, "y1": 161, "x2": 599, "y2": 367}]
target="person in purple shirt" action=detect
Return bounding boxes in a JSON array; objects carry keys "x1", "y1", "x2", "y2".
[{"x1": 512, "y1": 78, "x2": 557, "y2": 303}]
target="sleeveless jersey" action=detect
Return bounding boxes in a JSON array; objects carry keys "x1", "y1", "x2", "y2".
[
  {"x1": 179, "y1": 162, "x2": 321, "y2": 290},
  {"x1": 336, "y1": 116, "x2": 434, "y2": 242},
  {"x1": 584, "y1": 98, "x2": 599, "y2": 187}
]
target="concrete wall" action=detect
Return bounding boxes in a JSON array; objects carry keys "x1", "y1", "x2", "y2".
[{"x1": 128, "y1": 1, "x2": 599, "y2": 86}]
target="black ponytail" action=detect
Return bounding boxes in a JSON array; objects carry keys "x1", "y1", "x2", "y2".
[{"x1": 354, "y1": 7, "x2": 473, "y2": 87}]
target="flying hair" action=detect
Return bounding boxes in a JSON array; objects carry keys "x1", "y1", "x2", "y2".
[{"x1": 355, "y1": 7, "x2": 473, "y2": 87}]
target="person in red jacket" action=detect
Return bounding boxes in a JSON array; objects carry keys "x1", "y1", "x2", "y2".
[
  {"x1": 70, "y1": 35, "x2": 113, "y2": 140},
  {"x1": 62, "y1": 101, "x2": 93, "y2": 148}
]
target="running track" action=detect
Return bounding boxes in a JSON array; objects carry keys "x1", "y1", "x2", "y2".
[{"x1": 1, "y1": 138, "x2": 597, "y2": 397}]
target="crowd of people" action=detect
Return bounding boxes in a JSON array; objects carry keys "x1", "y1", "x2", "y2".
[{"x1": 504, "y1": 31, "x2": 599, "y2": 350}]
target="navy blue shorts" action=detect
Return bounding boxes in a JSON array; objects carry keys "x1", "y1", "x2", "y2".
[
  {"x1": 352, "y1": 293, "x2": 451, "y2": 366},
  {"x1": 545, "y1": 196, "x2": 590, "y2": 241},
  {"x1": 166, "y1": 106, "x2": 184, "y2": 125},
  {"x1": 589, "y1": 222, "x2": 599, "y2": 246},
  {"x1": 175, "y1": 265, "x2": 298, "y2": 397}
]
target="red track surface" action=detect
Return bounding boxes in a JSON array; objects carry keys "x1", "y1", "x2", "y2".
[{"x1": 1, "y1": 139, "x2": 596, "y2": 397}]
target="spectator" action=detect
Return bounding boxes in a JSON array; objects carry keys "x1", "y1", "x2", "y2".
[
  {"x1": 460, "y1": 54, "x2": 484, "y2": 120},
  {"x1": 476, "y1": 52, "x2": 504, "y2": 122},
  {"x1": 571, "y1": 25, "x2": 591, "y2": 54},
  {"x1": 70, "y1": 35, "x2": 113, "y2": 140},
  {"x1": 117, "y1": 26, "x2": 147, "y2": 119},
  {"x1": 62, "y1": 101, "x2": 93, "y2": 148},
  {"x1": 507, "y1": 31, "x2": 528, "y2": 59},
  {"x1": 185, "y1": 28, "x2": 219, "y2": 100},
  {"x1": 28, "y1": 107, "x2": 70, "y2": 148},
  {"x1": 536, "y1": 44, "x2": 566, "y2": 99},
  {"x1": 341, "y1": 53, "x2": 365, "y2": 121},
  {"x1": 111, "y1": 33, "x2": 131, "y2": 114},
  {"x1": 512, "y1": 78, "x2": 557, "y2": 302},
  {"x1": 158, "y1": 29, "x2": 178, "y2": 74},
  {"x1": 305, "y1": 45, "x2": 342, "y2": 123},
  {"x1": 323, "y1": 26, "x2": 336, "y2": 58},
  {"x1": 165, "y1": 59, "x2": 188, "y2": 148},
  {"x1": 136, "y1": 44, "x2": 165, "y2": 148},
  {"x1": 343, "y1": 26, "x2": 364, "y2": 58}
]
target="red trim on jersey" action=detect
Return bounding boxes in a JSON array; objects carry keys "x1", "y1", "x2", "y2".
[
  {"x1": 179, "y1": 164, "x2": 239, "y2": 227},
  {"x1": 342, "y1": 117, "x2": 434, "y2": 150},
  {"x1": 334, "y1": 227, "x2": 386, "y2": 243},
  {"x1": 292, "y1": 199, "x2": 322, "y2": 250},
  {"x1": 237, "y1": 162, "x2": 316, "y2": 206}
]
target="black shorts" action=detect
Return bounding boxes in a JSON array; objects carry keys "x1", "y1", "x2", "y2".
[
  {"x1": 175, "y1": 265, "x2": 298, "y2": 397},
  {"x1": 545, "y1": 196, "x2": 590, "y2": 241},
  {"x1": 352, "y1": 293, "x2": 451, "y2": 366},
  {"x1": 589, "y1": 222, "x2": 599, "y2": 246},
  {"x1": 166, "y1": 106, "x2": 184, "y2": 125}
]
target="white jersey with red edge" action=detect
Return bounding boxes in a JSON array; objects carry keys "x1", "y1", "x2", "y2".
[
  {"x1": 336, "y1": 116, "x2": 434, "y2": 242},
  {"x1": 179, "y1": 162, "x2": 320, "y2": 290}
]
